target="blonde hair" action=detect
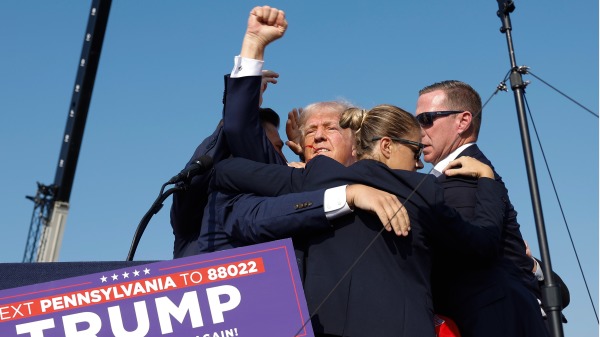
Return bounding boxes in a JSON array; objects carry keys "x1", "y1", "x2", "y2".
[
  {"x1": 340, "y1": 104, "x2": 420, "y2": 159},
  {"x1": 298, "y1": 101, "x2": 352, "y2": 131},
  {"x1": 298, "y1": 100, "x2": 354, "y2": 145}
]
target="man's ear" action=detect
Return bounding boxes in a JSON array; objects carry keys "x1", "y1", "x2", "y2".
[{"x1": 456, "y1": 111, "x2": 473, "y2": 135}]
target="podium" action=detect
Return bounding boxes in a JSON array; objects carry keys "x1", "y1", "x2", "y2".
[
  {"x1": 0, "y1": 240, "x2": 314, "y2": 336},
  {"x1": 0, "y1": 261, "x2": 154, "y2": 290}
]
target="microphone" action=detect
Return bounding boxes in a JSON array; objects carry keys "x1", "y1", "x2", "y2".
[{"x1": 167, "y1": 155, "x2": 214, "y2": 184}]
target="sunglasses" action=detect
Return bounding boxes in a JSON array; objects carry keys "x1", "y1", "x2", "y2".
[
  {"x1": 372, "y1": 137, "x2": 424, "y2": 160},
  {"x1": 416, "y1": 110, "x2": 464, "y2": 126}
]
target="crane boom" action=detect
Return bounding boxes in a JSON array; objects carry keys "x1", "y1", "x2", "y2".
[{"x1": 23, "y1": 0, "x2": 112, "y2": 262}]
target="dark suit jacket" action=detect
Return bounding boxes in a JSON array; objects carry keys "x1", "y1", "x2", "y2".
[
  {"x1": 432, "y1": 144, "x2": 550, "y2": 337},
  {"x1": 170, "y1": 75, "x2": 285, "y2": 258},
  {"x1": 211, "y1": 156, "x2": 506, "y2": 337},
  {"x1": 438, "y1": 144, "x2": 536, "y2": 285}
]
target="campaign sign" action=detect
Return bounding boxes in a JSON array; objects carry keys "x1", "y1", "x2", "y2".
[{"x1": 0, "y1": 239, "x2": 314, "y2": 337}]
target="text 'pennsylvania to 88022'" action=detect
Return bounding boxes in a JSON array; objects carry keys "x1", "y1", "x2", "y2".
[{"x1": 180, "y1": 259, "x2": 263, "y2": 286}]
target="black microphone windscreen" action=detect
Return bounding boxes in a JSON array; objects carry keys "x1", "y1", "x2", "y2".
[
  {"x1": 195, "y1": 155, "x2": 213, "y2": 169},
  {"x1": 167, "y1": 155, "x2": 214, "y2": 184}
]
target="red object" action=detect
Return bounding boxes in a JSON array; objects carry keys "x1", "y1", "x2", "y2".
[{"x1": 434, "y1": 314, "x2": 462, "y2": 337}]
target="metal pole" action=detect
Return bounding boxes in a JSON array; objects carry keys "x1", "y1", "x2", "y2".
[{"x1": 496, "y1": 1, "x2": 564, "y2": 336}]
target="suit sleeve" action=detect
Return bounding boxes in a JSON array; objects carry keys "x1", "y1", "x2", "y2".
[
  {"x1": 222, "y1": 75, "x2": 286, "y2": 164},
  {"x1": 501, "y1": 195, "x2": 536, "y2": 278},
  {"x1": 215, "y1": 189, "x2": 332, "y2": 244},
  {"x1": 456, "y1": 146, "x2": 535, "y2": 274},
  {"x1": 433, "y1": 177, "x2": 505, "y2": 262},
  {"x1": 213, "y1": 157, "x2": 305, "y2": 196},
  {"x1": 213, "y1": 155, "x2": 351, "y2": 198}
]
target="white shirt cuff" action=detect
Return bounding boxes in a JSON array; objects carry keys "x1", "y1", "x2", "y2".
[
  {"x1": 231, "y1": 56, "x2": 263, "y2": 78},
  {"x1": 324, "y1": 185, "x2": 352, "y2": 220}
]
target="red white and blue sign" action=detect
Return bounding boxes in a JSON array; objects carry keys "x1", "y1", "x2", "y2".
[{"x1": 0, "y1": 239, "x2": 313, "y2": 337}]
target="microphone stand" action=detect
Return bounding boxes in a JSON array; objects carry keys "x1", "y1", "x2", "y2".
[
  {"x1": 496, "y1": 1, "x2": 564, "y2": 336},
  {"x1": 126, "y1": 182, "x2": 183, "y2": 261}
]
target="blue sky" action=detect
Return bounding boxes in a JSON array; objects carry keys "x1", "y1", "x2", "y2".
[{"x1": 0, "y1": 1, "x2": 597, "y2": 336}]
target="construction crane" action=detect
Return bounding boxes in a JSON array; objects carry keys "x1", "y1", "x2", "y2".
[{"x1": 22, "y1": 0, "x2": 112, "y2": 262}]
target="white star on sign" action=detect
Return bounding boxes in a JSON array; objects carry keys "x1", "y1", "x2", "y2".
[
  {"x1": 133, "y1": 270, "x2": 140, "y2": 277},
  {"x1": 143, "y1": 268, "x2": 150, "y2": 275},
  {"x1": 100, "y1": 276, "x2": 107, "y2": 283},
  {"x1": 122, "y1": 272, "x2": 129, "y2": 279},
  {"x1": 111, "y1": 273, "x2": 118, "y2": 281}
]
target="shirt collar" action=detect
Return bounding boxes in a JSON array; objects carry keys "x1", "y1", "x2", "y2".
[{"x1": 432, "y1": 143, "x2": 475, "y2": 175}]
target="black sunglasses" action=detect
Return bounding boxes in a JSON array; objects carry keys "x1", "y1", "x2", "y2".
[
  {"x1": 372, "y1": 137, "x2": 424, "y2": 160},
  {"x1": 416, "y1": 110, "x2": 464, "y2": 126}
]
